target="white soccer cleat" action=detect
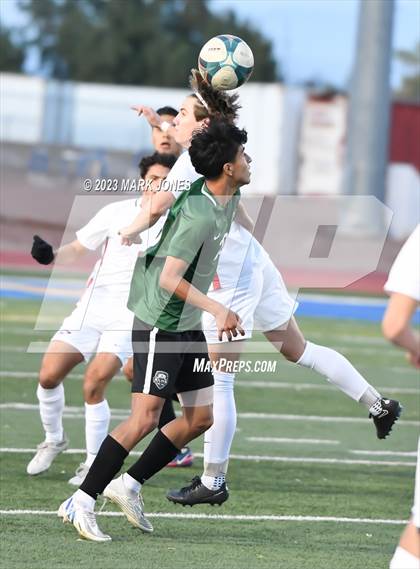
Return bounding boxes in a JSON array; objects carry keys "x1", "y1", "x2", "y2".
[
  {"x1": 58, "y1": 496, "x2": 111, "y2": 542},
  {"x1": 26, "y1": 435, "x2": 69, "y2": 475},
  {"x1": 103, "y1": 475, "x2": 153, "y2": 533},
  {"x1": 68, "y1": 462, "x2": 90, "y2": 486}
]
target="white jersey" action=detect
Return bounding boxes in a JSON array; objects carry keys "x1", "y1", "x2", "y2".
[
  {"x1": 76, "y1": 197, "x2": 164, "y2": 298},
  {"x1": 384, "y1": 224, "x2": 420, "y2": 302},
  {"x1": 168, "y1": 152, "x2": 269, "y2": 289}
]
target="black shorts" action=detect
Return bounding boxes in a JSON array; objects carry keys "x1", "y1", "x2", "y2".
[{"x1": 131, "y1": 317, "x2": 213, "y2": 398}]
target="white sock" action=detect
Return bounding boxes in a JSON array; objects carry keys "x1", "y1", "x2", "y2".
[
  {"x1": 84, "y1": 400, "x2": 111, "y2": 467},
  {"x1": 73, "y1": 489, "x2": 95, "y2": 512},
  {"x1": 37, "y1": 383, "x2": 64, "y2": 443},
  {"x1": 122, "y1": 472, "x2": 141, "y2": 494},
  {"x1": 390, "y1": 546, "x2": 420, "y2": 569},
  {"x1": 202, "y1": 371, "x2": 236, "y2": 486},
  {"x1": 201, "y1": 473, "x2": 226, "y2": 491},
  {"x1": 297, "y1": 341, "x2": 381, "y2": 404}
]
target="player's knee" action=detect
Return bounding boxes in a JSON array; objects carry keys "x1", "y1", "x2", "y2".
[
  {"x1": 190, "y1": 412, "x2": 213, "y2": 437},
  {"x1": 83, "y1": 378, "x2": 106, "y2": 403},
  {"x1": 39, "y1": 366, "x2": 62, "y2": 389},
  {"x1": 83, "y1": 368, "x2": 110, "y2": 401}
]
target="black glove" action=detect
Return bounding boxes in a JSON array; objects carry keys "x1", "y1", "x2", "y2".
[{"x1": 31, "y1": 235, "x2": 55, "y2": 265}]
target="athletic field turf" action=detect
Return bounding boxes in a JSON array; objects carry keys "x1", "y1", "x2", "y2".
[{"x1": 0, "y1": 290, "x2": 418, "y2": 569}]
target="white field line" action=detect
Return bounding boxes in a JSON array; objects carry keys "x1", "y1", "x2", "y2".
[
  {"x1": 1, "y1": 402, "x2": 419, "y2": 427},
  {"x1": 0, "y1": 447, "x2": 415, "y2": 467},
  {"x1": 350, "y1": 450, "x2": 418, "y2": 457},
  {"x1": 0, "y1": 509, "x2": 406, "y2": 525},
  {"x1": 236, "y1": 381, "x2": 419, "y2": 395},
  {"x1": 328, "y1": 346, "x2": 402, "y2": 357},
  {"x1": 308, "y1": 332, "x2": 389, "y2": 347},
  {"x1": 1, "y1": 371, "x2": 418, "y2": 395},
  {"x1": 247, "y1": 437, "x2": 339, "y2": 445}
]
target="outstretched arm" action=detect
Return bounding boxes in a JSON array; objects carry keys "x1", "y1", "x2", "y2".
[
  {"x1": 160, "y1": 256, "x2": 245, "y2": 342},
  {"x1": 31, "y1": 236, "x2": 89, "y2": 265},
  {"x1": 119, "y1": 191, "x2": 175, "y2": 245}
]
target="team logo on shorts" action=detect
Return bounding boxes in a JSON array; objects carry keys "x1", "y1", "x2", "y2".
[{"x1": 153, "y1": 371, "x2": 169, "y2": 390}]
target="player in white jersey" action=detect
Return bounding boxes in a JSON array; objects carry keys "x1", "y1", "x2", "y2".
[
  {"x1": 384, "y1": 225, "x2": 419, "y2": 569},
  {"x1": 26, "y1": 152, "x2": 176, "y2": 483},
  {"x1": 121, "y1": 70, "x2": 402, "y2": 506}
]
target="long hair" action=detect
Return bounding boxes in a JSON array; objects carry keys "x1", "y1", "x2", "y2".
[{"x1": 189, "y1": 69, "x2": 241, "y2": 124}]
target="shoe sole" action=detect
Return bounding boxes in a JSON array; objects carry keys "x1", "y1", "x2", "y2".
[
  {"x1": 57, "y1": 503, "x2": 111, "y2": 542},
  {"x1": 103, "y1": 491, "x2": 153, "y2": 533},
  {"x1": 166, "y1": 492, "x2": 229, "y2": 507}
]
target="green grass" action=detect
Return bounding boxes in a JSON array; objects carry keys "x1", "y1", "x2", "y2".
[{"x1": 0, "y1": 295, "x2": 419, "y2": 569}]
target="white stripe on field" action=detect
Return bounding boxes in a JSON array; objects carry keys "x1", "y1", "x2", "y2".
[
  {"x1": 235, "y1": 381, "x2": 419, "y2": 395},
  {"x1": 350, "y1": 450, "x2": 418, "y2": 457},
  {"x1": 0, "y1": 447, "x2": 415, "y2": 467},
  {"x1": 247, "y1": 437, "x2": 339, "y2": 445},
  {"x1": 1, "y1": 371, "x2": 418, "y2": 395},
  {"x1": 0, "y1": 509, "x2": 406, "y2": 525},
  {"x1": 1, "y1": 402, "x2": 419, "y2": 427}
]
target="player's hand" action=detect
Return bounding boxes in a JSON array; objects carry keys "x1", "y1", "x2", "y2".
[
  {"x1": 130, "y1": 105, "x2": 161, "y2": 129},
  {"x1": 214, "y1": 305, "x2": 245, "y2": 342},
  {"x1": 31, "y1": 235, "x2": 55, "y2": 265},
  {"x1": 118, "y1": 226, "x2": 142, "y2": 246}
]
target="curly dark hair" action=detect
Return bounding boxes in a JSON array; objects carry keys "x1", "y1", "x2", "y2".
[
  {"x1": 189, "y1": 69, "x2": 241, "y2": 123},
  {"x1": 189, "y1": 119, "x2": 247, "y2": 180},
  {"x1": 139, "y1": 152, "x2": 177, "y2": 179}
]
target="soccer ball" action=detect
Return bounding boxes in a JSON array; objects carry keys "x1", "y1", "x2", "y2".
[{"x1": 198, "y1": 34, "x2": 254, "y2": 91}]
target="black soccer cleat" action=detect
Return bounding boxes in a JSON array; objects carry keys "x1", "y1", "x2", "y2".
[
  {"x1": 369, "y1": 398, "x2": 403, "y2": 439},
  {"x1": 166, "y1": 476, "x2": 229, "y2": 507}
]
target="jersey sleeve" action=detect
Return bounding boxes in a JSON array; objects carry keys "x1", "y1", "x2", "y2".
[
  {"x1": 165, "y1": 207, "x2": 212, "y2": 265},
  {"x1": 165, "y1": 152, "x2": 201, "y2": 201},
  {"x1": 76, "y1": 203, "x2": 116, "y2": 250}
]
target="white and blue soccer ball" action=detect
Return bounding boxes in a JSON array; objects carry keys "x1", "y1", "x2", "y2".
[{"x1": 198, "y1": 34, "x2": 254, "y2": 91}]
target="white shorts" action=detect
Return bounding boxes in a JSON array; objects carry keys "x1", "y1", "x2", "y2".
[
  {"x1": 52, "y1": 290, "x2": 134, "y2": 365},
  {"x1": 412, "y1": 437, "x2": 420, "y2": 528},
  {"x1": 203, "y1": 259, "x2": 298, "y2": 344}
]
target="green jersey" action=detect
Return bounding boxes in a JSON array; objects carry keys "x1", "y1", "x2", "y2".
[{"x1": 128, "y1": 177, "x2": 240, "y2": 332}]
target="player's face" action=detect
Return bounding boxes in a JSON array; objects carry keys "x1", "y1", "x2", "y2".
[
  {"x1": 173, "y1": 97, "x2": 205, "y2": 148},
  {"x1": 143, "y1": 163, "x2": 171, "y2": 194},
  {"x1": 151, "y1": 114, "x2": 182, "y2": 157},
  {"x1": 229, "y1": 146, "x2": 252, "y2": 186}
]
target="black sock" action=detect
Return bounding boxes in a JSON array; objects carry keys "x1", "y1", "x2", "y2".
[
  {"x1": 158, "y1": 398, "x2": 177, "y2": 429},
  {"x1": 127, "y1": 430, "x2": 179, "y2": 484},
  {"x1": 80, "y1": 435, "x2": 128, "y2": 500}
]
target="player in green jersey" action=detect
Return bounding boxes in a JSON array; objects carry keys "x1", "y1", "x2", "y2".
[{"x1": 58, "y1": 120, "x2": 250, "y2": 542}]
